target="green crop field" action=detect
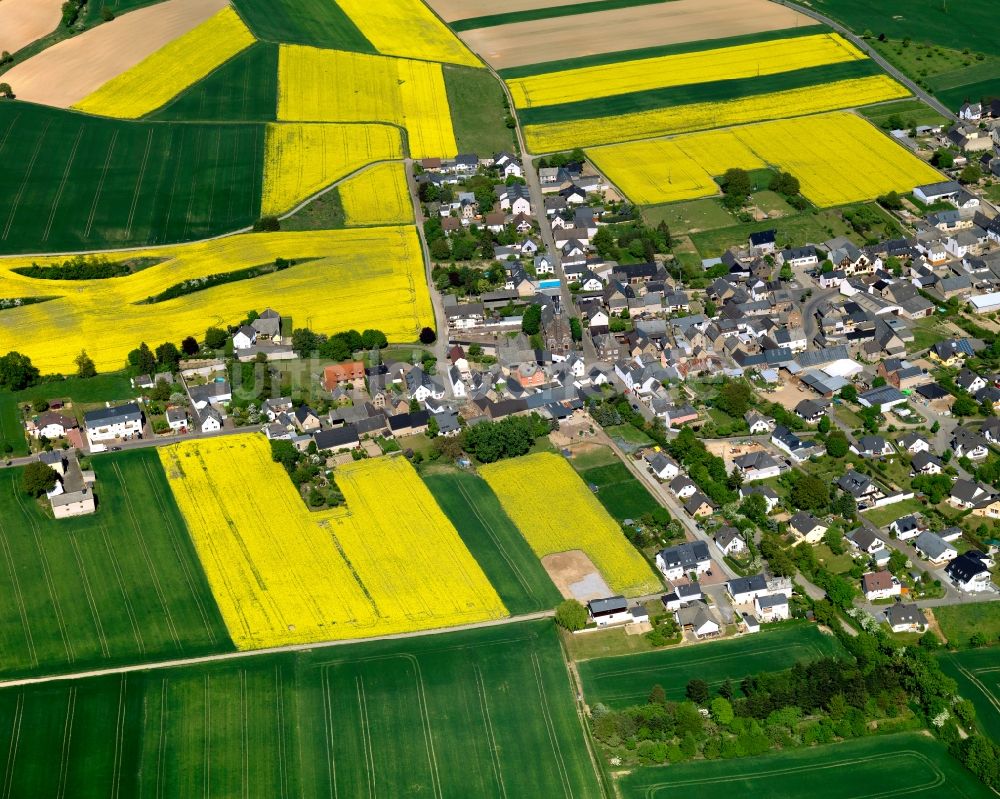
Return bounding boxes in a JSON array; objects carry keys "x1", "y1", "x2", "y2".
[
  {"x1": 935, "y1": 602, "x2": 1000, "y2": 648},
  {"x1": 578, "y1": 623, "x2": 844, "y2": 707},
  {"x1": 517, "y1": 60, "x2": 880, "y2": 124},
  {"x1": 0, "y1": 620, "x2": 602, "y2": 798},
  {"x1": 151, "y1": 42, "x2": 279, "y2": 122},
  {"x1": 578, "y1": 462, "x2": 661, "y2": 521},
  {"x1": 939, "y1": 648, "x2": 1000, "y2": 741},
  {"x1": 231, "y1": 0, "x2": 374, "y2": 51},
  {"x1": 497, "y1": 25, "x2": 828, "y2": 79},
  {"x1": 618, "y1": 731, "x2": 993, "y2": 798},
  {"x1": 85, "y1": 0, "x2": 164, "y2": 25},
  {"x1": 812, "y1": 0, "x2": 1000, "y2": 59},
  {"x1": 451, "y1": 0, "x2": 666, "y2": 31},
  {"x1": 0, "y1": 450, "x2": 231, "y2": 678},
  {"x1": 0, "y1": 103, "x2": 264, "y2": 254},
  {"x1": 444, "y1": 65, "x2": 515, "y2": 156},
  {"x1": 423, "y1": 470, "x2": 561, "y2": 614}
]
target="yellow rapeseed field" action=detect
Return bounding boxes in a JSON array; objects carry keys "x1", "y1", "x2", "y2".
[
  {"x1": 524, "y1": 74, "x2": 910, "y2": 151},
  {"x1": 508, "y1": 33, "x2": 865, "y2": 109},
  {"x1": 73, "y1": 7, "x2": 255, "y2": 119},
  {"x1": 339, "y1": 162, "x2": 414, "y2": 226},
  {"x1": 336, "y1": 0, "x2": 480, "y2": 66},
  {"x1": 480, "y1": 453, "x2": 661, "y2": 597},
  {"x1": 277, "y1": 46, "x2": 457, "y2": 160},
  {"x1": 589, "y1": 111, "x2": 942, "y2": 207},
  {"x1": 159, "y1": 436, "x2": 506, "y2": 649},
  {"x1": 0, "y1": 227, "x2": 432, "y2": 373},
  {"x1": 261, "y1": 122, "x2": 403, "y2": 216}
]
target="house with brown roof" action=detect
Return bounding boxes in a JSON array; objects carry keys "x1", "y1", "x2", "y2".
[
  {"x1": 322, "y1": 362, "x2": 366, "y2": 391},
  {"x1": 861, "y1": 570, "x2": 901, "y2": 601}
]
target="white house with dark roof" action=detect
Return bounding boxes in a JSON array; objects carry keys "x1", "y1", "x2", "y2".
[
  {"x1": 714, "y1": 526, "x2": 746, "y2": 557},
  {"x1": 914, "y1": 531, "x2": 958, "y2": 564},
  {"x1": 84, "y1": 403, "x2": 143, "y2": 445},
  {"x1": 889, "y1": 514, "x2": 923, "y2": 541},
  {"x1": 587, "y1": 596, "x2": 631, "y2": 627},
  {"x1": 754, "y1": 593, "x2": 789, "y2": 622},
  {"x1": 645, "y1": 452, "x2": 679, "y2": 481},
  {"x1": 669, "y1": 475, "x2": 697, "y2": 499},
  {"x1": 788, "y1": 511, "x2": 828, "y2": 544},
  {"x1": 727, "y1": 574, "x2": 769, "y2": 604},
  {"x1": 885, "y1": 603, "x2": 927, "y2": 633},
  {"x1": 655, "y1": 541, "x2": 711, "y2": 581},
  {"x1": 739, "y1": 485, "x2": 780, "y2": 513},
  {"x1": 945, "y1": 552, "x2": 994, "y2": 592},
  {"x1": 733, "y1": 450, "x2": 781, "y2": 482}
]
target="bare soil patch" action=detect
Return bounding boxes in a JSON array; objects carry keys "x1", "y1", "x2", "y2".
[
  {"x1": 1, "y1": 0, "x2": 227, "y2": 108},
  {"x1": 0, "y1": 0, "x2": 62, "y2": 54},
  {"x1": 542, "y1": 549, "x2": 612, "y2": 601},
  {"x1": 429, "y1": 0, "x2": 597, "y2": 22},
  {"x1": 765, "y1": 374, "x2": 814, "y2": 412},
  {"x1": 460, "y1": 0, "x2": 812, "y2": 70}
]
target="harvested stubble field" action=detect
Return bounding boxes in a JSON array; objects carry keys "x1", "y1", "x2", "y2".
[
  {"x1": 159, "y1": 436, "x2": 506, "y2": 649},
  {"x1": 578, "y1": 623, "x2": 843, "y2": 707},
  {"x1": 0, "y1": 0, "x2": 229, "y2": 108},
  {"x1": 524, "y1": 74, "x2": 909, "y2": 151},
  {"x1": 507, "y1": 32, "x2": 866, "y2": 109},
  {"x1": 0, "y1": 621, "x2": 602, "y2": 798},
  {"x1": 260, "y1": 121, "x2": 403, "y2": 215},
  {"x1": 72, "y1": 6, "x2": 255, "y2": 119},
  {"x1": 0, "y1": 227, "x2": 432, "y2": 373},
  {"x1": 589, "y1": 111, "x2": 941, "y2": 206},
  {"x1": 619, "y1": 732, "x2": 993, "y2": 798},
  {"x1": 277, "y1": 46, "x2": 457, "y2": 160},
  {"x1": 479, "y1": 452, "x2": 661, "y2": 597},
  {"x1": 0, "y1": 102, "x2": 264, "y2": 254},
  {"x1": 338, "y1": 162, "x2": 413, "y2": 226},
  {"x1": 0, "y1": 0, "x2": 62, "y2": 55},
  {"x1": 0, "y1": 450, "x2": 231, "y2": 679},
  {"x1": 423, "y1": 469, "x2": 562, "y2": 614},
  {"x1": 457, "y1": 0, "x2": 813, "y2": 70}
]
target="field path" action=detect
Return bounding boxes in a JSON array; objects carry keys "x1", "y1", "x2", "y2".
[{"x1": 0, "y1": 609, "x2": 556, "y2": 689}]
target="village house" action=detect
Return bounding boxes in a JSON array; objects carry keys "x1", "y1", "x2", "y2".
[
  {"x1": 661, "y1": 583, "x2": 702, "y2": 611},
  {"x1": 861, "y1": 570, "x2": 901, "y2": 601},
  {"x1": 945, "y1": 551, "x2": 994, "y2": 592},
  {"x1": 645, "y1": 452, "x2": 680, "y2": 481},
  {"x1": 744, "y1": 410, "x2": 775, "y2": 434},
  {"x1": 27, "y1": 411, "x2": 78, "y2": 440},
  {"x1": 753, "y1": 594, "x2": 790, "y2": 623},
  {"x1": 727, "y1": 574, "x2": 770, "y2": 604},
  {"x1": 733, "y1": 450, "x2": 782, "y2": 482},
  {"x1": 654, "y1": 541, "x2": 711, "y2": 581},
  {"x1": 587, "y1": 596, "x2": 631, "y2": 627},
  {"x1": 714, "y1": 526, "x2": 746, "y2": 557},
  {"x1": 84, "y1": 403, "x2": 143, "y2": 446},
  {"x1": 913, "y1": 530, "x2": 958, "y2": 564},
  {"x1": 674, "y1": 601, "x2": 720, "y2": 639},
  {"x1": 885, "y1": 604, "x2": 928, "y2": 633},
  {"x1": 788, "y1": 511, "x2": 828, "y2": 544},
  {"x1": 322, "y1": 361, "x2": 366, "y2": 391}
]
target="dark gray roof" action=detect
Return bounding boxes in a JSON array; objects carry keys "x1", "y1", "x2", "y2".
[
  {"x1": 885, "y1": 603, "x2": 927, "y2": 627},
  {"x1": 84, "y1": 402, "x2": 141, "y2": 425},
  {"x1": 728, "y1": 574, "x2": 767, "y2": 595},
  {"x1": 588, "y1": 595, "x2": 627, "y2": 615},
  {"x1": 657, "y1": 541, "x2": 710, "y2": 570}
]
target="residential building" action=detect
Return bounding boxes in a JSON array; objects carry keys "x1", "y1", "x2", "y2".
[
  {"x1": 733, "y1": 450, "x2": 781, "y2": 482},
  {"x1": 754, "y1": 594, "x2": 790, "y2": 622},
  {"x1": 674, "y1": 601, "x2": 720, "y2": 638},
  {"x1": 587, "y1": 596, "x2": 631, "y2": 627},
  {"x1": 654, "y1": 541, "x2": 711, "y2": 581},
  {"x1": 788, "y1": 511, "x2": 828, "y2": 544},
  {"x1": 945, "y1": 552, "x2": 994, "y2": 592},
  {"x1": 861, "y1": 571, "x2": 901, "y2": 601},
  {"x1": 714, "y1": 527, "x2": 746, "y2": 557},
  {"x1": 727, "y1": 574, "x2": 769, "y2": 604},
  {"x1": 84, "y1": 403, "x2": 143, "y2": 445},
  {"x1": 913, "y1": 531, "x2": 958, "y2": 564},
  {"x1": 885, "y1": 603, "x2": 928, "y2": 633}
]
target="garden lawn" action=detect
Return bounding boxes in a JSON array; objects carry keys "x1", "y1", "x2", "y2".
[
  {"x1": 578, "y1": 622, "x2": 843, "y2": 707},
  {"x1": 690, "y1": 208, "x2": 856, "y2": 257},
  {"x1": 0, "y1": 620, "x2": 603, "y2": 798},
  {"x1": 0, "y1": 102, "x2": 264, "y2": 254},
  {"x1": 936, "y1": 602, "x2": 1000, "y2": 649},
  {"x1": 642, "y1": 199, "x2": 733, "y2": 231},
  {"x1": 862, "y1": 498, "x2": 926, "y2": 527},
  {"x1": 423, "y1": 470, "x2": 561, "y2": 615},
  {"x1": 0, "y1": 450, "x2": 231, "y2": 678},
  {"x1": 578, "y1": 462, "x2": 661, "y2": 522},
  {"x1": 150, "y1": 42, "x2": 279, "y2": 122},
  {"x1": 860, "y1": 99, "x2": 950, "y2": 129},
  {"x1": 938, "y1": 648, "x2": 1000, "y2": 741},
  {"x1": 605, "y1": 423, "x2": 654, "y2": 445},
  {"x1": 443, "y1": 65, "x2": 514, "y2": 156},
  {"x1": 0, "y1": 393, "x2": 27, "y2": 456},
  {"x1": 618, "y1": 731, "x2": 993, "y2": 798},
  {"x1": 230, "y1": 0, "x2": 374, "y2": 50}
]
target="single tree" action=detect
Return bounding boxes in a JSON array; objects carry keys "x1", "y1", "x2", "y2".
[
  {"x1": 419, "y1": 326, "x2": 436, "y2": 345},
  {"x1": 685, "y1": 678, "x2": 709, "y2": 705},
  {"x1": 204, "y1": 326, "x2": 228, "y2": 351},
  {"x1": 21, "y1": 461, "x2": 58, "y2": 497},
  {"x1": 74, "y1": 350, "x2": 97, "y2": 379},
  {"x1": 0, "y1": 83, "x2": 13, "y2": 100},
  {"x1": 181, "y1": 336, "x2": 200, "y2": 356},
  {"x1": 554, "y1": 599, "x2": 588, "y2": 631},
  {"x1": 0, "y1": 351, "x2": 40, "y2": 390}
]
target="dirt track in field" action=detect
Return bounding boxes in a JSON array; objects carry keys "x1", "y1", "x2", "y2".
[
  {"x1": 0, "y1": 0, "x2": 228, "y2": 108},
  {"x1": 0, "y1": 0, "x2": 62, "y2": 54},
  {"x1": 459, "y1": 0, "x2": 814, "y2": 69},
  {"x1": 428, "y1": 0, "x2": 596, "y2": 22}
]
